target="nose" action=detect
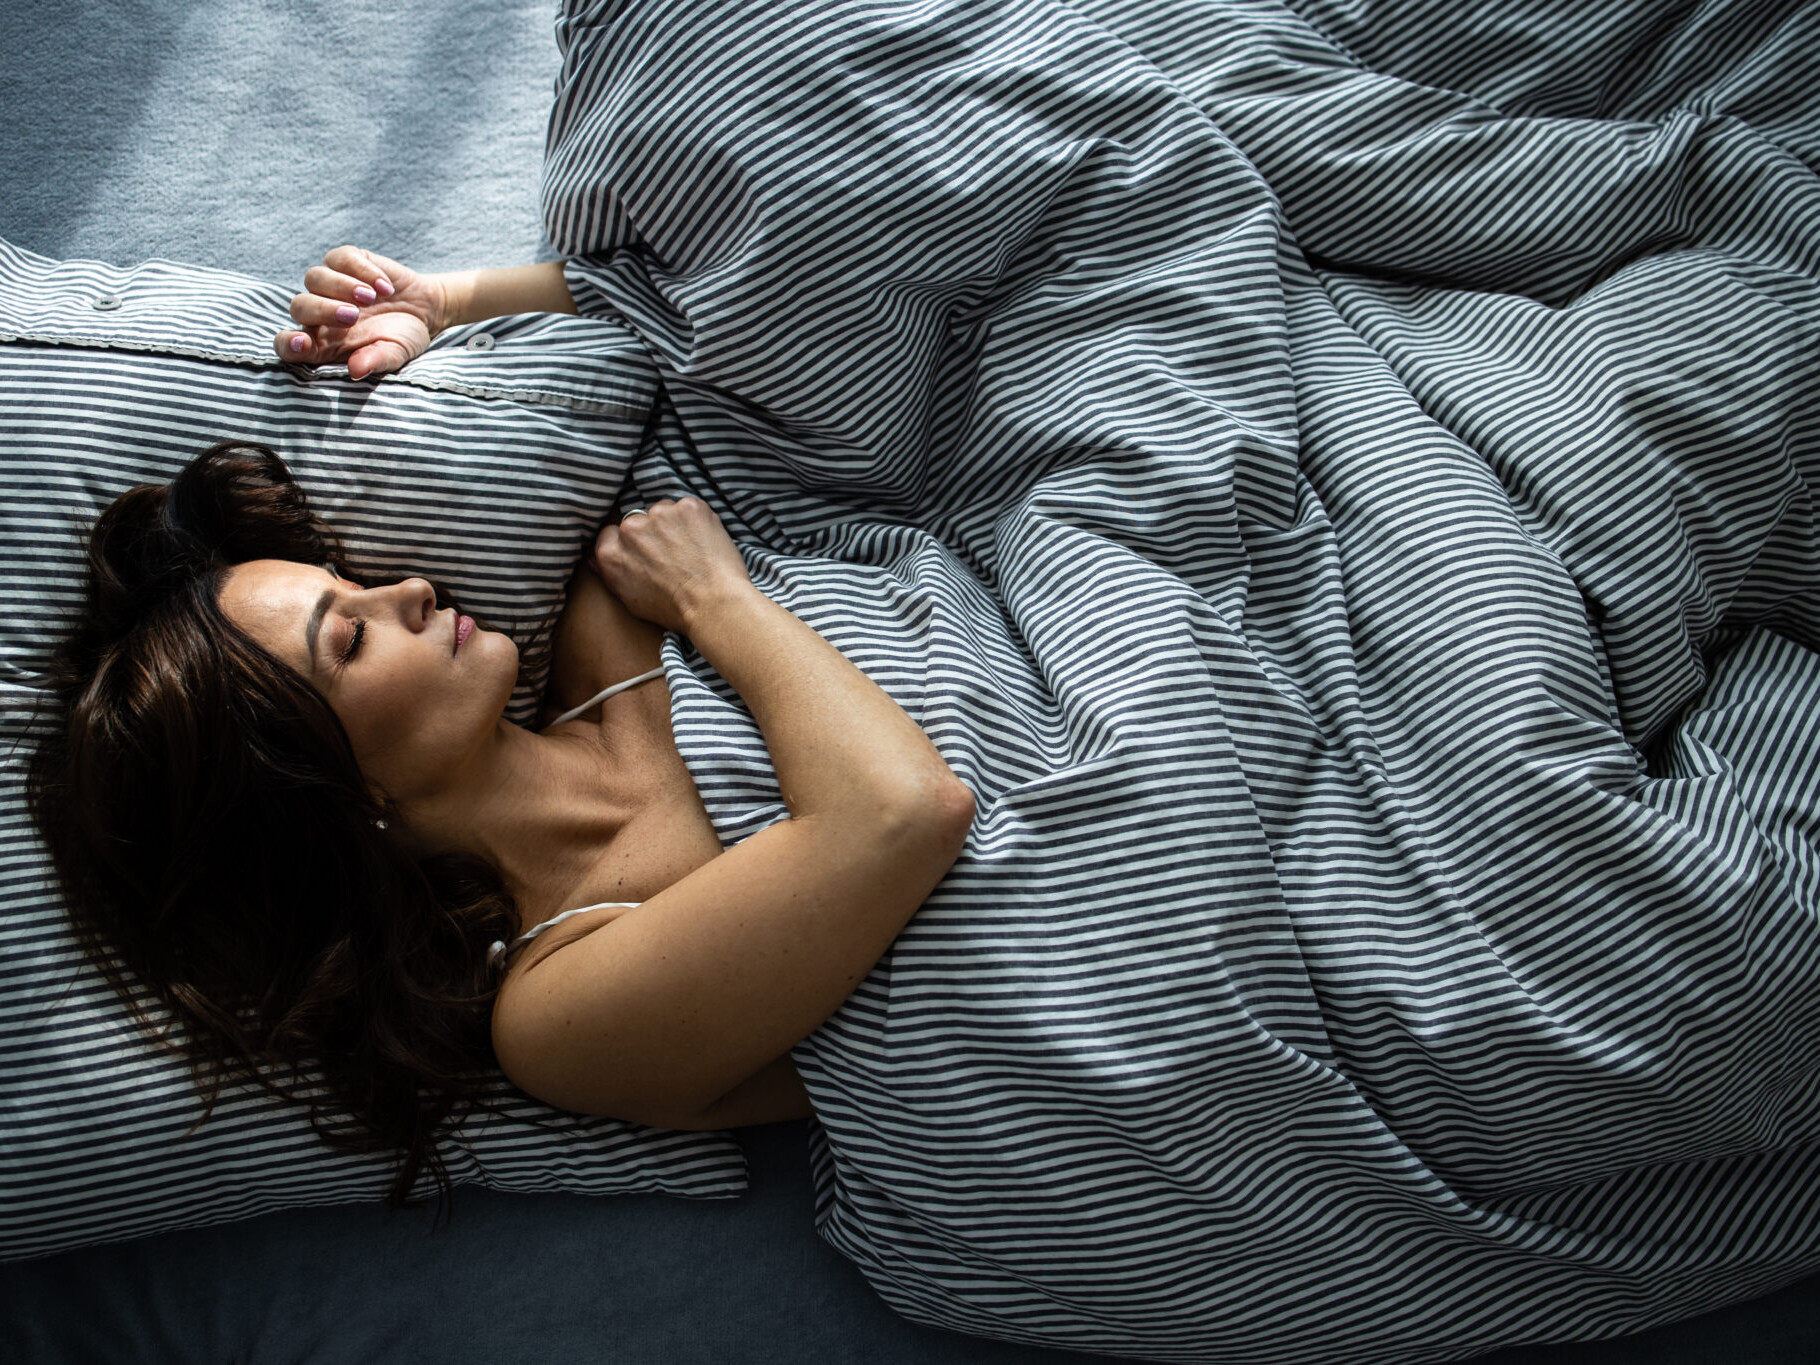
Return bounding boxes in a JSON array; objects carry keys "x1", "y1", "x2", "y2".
[{"x1": 378, "y1": 576, "x2": 437, "y2": 630}]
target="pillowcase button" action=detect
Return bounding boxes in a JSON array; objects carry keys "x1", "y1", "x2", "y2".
[{"x1": 91, "y1": 294, "x2": 123, "y2": 311}]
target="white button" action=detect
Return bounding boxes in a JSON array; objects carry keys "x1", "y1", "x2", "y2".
[
  {"x1": 91, "y1": 294, "x2": 122, "y2": 311},
  {"x1": 466, "y1": 333, "x2": 496, "y2": 351}
]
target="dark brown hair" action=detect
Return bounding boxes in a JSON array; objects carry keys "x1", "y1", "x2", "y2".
[{"x1": 26, "y1": 441, "x2": 529, "y2": 1210}]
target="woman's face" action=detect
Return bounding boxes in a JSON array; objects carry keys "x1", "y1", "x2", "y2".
[{"x1": 218, "y1": 559, "x2": 518, "y2": 802}]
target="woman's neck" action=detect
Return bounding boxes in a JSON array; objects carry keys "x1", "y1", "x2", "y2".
[{"x1": 398, "y1": 719, "x2": 646, "y2": 920}]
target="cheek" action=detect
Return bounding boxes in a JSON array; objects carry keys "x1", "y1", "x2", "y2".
[
  {"x1": 330, "y1": 690, "x2": 394, "y2": 766},
  {"x1": 329, "y1": 667, "x2": 419, "y2": 750}
]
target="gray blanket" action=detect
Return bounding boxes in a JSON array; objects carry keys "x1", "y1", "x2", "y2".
[{"x1": 539, "y1": 1, "x2": 1820, "y2": 1360}]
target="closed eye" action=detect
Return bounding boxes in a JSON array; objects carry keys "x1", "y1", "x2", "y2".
[{"x1": 337, "y1": 619, "x2": 366, "y2": 667}]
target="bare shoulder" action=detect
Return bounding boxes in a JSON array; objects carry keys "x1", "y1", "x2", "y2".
[{"x1": 490, "y1": 912, "x2": 813, "y2": 1129}]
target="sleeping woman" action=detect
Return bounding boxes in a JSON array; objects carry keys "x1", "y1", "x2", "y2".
[{"x1": 27, "y1": 246, "x2": 975, "y2": 1207}]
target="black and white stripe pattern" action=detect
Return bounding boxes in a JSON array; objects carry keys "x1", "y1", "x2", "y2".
[
  {"x1": 0, "y1": 238, "x2": 746, "y2": 1264},
  {"x1": 543, "y1": 1, "x2": 1820, "y2": 1360}
]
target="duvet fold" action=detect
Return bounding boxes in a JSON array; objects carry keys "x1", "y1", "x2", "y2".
[{"x1": 542, "y1": 1, "x2": 1820, "y2": 1359}]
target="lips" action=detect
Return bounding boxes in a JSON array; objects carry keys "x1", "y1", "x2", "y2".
[{"x1": 454, "y1": 614, "x2": 474, "y2": 653}]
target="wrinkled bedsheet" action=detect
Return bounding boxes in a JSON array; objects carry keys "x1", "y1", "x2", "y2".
[{"x1": 540, "y1": 1, "x2": 1820, "y2": 1360}]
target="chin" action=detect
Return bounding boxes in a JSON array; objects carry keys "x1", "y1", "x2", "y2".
[
  {"x1": 482, "y1": 632, "x2": 522, "y2": 701},
  {"x1": 465, "y1": 624, "x2": 515, "y2": 660}
]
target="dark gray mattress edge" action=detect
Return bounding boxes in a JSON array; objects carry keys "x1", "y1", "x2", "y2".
[{"x1": 6, "y1": 1120, "x2": 1817, "y2": 1365}]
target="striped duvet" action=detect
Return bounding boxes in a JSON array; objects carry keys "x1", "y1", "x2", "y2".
[{"x1": 541, "y1": 0, "x2": 1820, "y2": 1359}]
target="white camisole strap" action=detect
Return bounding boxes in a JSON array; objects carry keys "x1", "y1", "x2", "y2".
[
  {"x1": 488, "y1": 901, "x2": 641, "y2": 972},
  {"x1": 548, "y1": 665, "x2": 667, "y2": 727}
]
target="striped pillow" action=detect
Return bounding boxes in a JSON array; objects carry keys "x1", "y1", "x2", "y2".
[{"x1": 0, "y1": 239, "x2": 746, "y2": 1263}]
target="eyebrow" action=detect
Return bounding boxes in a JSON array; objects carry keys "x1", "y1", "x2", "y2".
[
  {"x1": 305, "y1": 565, "x2": 338, "y2": 671},
  {"x1": 305, "y1": 589, "x2": 334, "y2": 671}
]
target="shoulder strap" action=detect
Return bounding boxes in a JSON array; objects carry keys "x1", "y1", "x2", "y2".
[{"x1": 487, "y1": 901, "x2": 641, "y2": 971}]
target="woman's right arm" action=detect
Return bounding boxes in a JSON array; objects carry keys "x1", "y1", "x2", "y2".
[
  {"x1": 273, "y1": 247, "x2": 573, "y2": 379},
  {"x1": 490, "y1": 499, "x2": 975, "y2": 1128}
]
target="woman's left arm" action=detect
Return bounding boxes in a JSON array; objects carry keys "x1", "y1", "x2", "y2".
[{"x1": 489, "y1": 500, "x2": 974, "y2": 1129}]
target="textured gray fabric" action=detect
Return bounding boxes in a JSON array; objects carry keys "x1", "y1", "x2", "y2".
[{"x1": 0, "y1": 0, "x2": 557, "y2": 280}]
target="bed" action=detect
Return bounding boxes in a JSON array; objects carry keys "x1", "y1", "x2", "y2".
[{"x1": 3, "y1": 1, "x2": 1818, "y2": 1362}]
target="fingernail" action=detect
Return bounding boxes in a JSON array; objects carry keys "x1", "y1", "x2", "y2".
[
  {"x1": 335, "y1": 304, "x2": 359, "y2": 325},
  {"x1": 352, "y1": 285, "x2": 376, "y2": 305},
  {"x1": 374, "y1": 277, "x2": 394, "y2": 297},
  {"x1": 289, "y1": 335, "x2": 306, "y2": 353}
]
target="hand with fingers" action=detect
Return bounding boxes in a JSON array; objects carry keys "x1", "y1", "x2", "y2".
[
  {"x1": 591, "y1": 499, "x2": 754, "y2": 635},
  {"x1": 274, "y1": 246, "x2": 451, "y2": 380}
]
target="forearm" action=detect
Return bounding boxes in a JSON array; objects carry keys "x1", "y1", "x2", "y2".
[
  {"x1": 683, "y1": 585, "x2": 970, "y2": 829},
  {"x1": 435, "y1": 261, "x2": 576, "y2": 329}
]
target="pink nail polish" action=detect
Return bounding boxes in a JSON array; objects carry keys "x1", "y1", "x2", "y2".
[
  {"x1": 335, "y1": 304, "x2": 359, "y2": 325},
  {"x1": 289, "y1": 335, "x2": 306, "y2": 353},
  {"x1": 353, "y1": 285, "x2": 376, "y2": 305},
  {"x1": 374, "y1": 277, "x2": 394, "y2": 297}
]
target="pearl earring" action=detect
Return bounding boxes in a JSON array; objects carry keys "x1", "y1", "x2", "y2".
[{"x1": 374, "y1": 819, "x2": 388, "y2": 831}]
